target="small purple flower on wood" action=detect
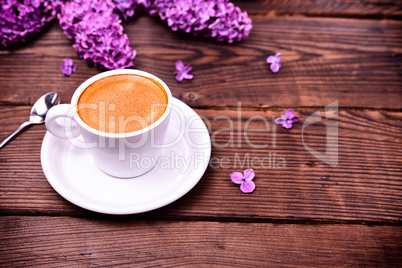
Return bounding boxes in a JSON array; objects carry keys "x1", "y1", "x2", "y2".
[
  {"x1": 60, "y1": 57, "x2": 76, "y2": 76},
  {"x1": 231, "y1": 168, "x2": 256, "y2": 193},
  {"x1": 275, "y1": 109, "x2": 299, "y2": 129},
  {"x1": 175, "y1": 60, "x2": 193, "y2": 81},
  {"x1": 267, "y1": 52, "x2": 282, "y2": 73}
]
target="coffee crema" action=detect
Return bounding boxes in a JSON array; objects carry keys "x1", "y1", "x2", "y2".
[{"x1": 77, "y1": 74, "x2": 168, "y2": 134}]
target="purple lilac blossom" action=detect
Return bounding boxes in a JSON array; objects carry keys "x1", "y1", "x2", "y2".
[
  {"x1": 113, "y1": 0, "x2": 153, "y2": 20},
  {"x1": 175, "y1": 60, "x2": 193, "y2": 81},
  {"x1": 267, "y1": 52, "x2": 282, "y2": 73},
  {"x1": 57, "y1": 0, "x2": 136, "y2": 70},
  {"x1": 231, "y1": 168, "x2": 255, "y2": 193},
  {"x1": 2, "y1": 0, "x2": 252, "y2": 69},
  {"x1": 151, "y1": 0, "x2": 252, "y2": 43},
  {"x1": 0, "y1": 0, "x2": 55, "y2": 47},
  {"x1": 275, "y1": 109, "x2": 299, "y2": 129},
  {"x1": 60, "y1": 57, "x2": 76, "y2": 76}
]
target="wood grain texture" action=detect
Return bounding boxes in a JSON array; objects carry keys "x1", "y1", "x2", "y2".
[
  {"x1": 1, "y1": 16, "x2": 401, "y2": 109},
  {"x1": 233, "y1": 0, "x2": 402, "y2": 18},
  {"x1": 1, "y1": 216, "x2": 401, "y2": 267},
  {"x1": 1, "y1": 106, "x2": 401, "y2": 222},
  {"x1": 0, "y1": 2, "x2": 401, "y2": 266}
]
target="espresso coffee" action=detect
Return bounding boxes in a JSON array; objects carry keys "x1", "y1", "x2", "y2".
[{"x1": 77, "y1": 74, "x2": 168, "y2": 133}]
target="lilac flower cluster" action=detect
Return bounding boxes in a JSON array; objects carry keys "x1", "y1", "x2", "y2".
[
  {"x1": 2, "y1": 0, "x2": 253, "y2": 70},
  {"x1": 0, "y1": 0, "x2": 55, "y2": 47},
  {"x1": 151, "y1": 0, "x2": 252, "y2": 43},
  {"x1": 57, "y1": 0, "x2": 136, "y2": 70},
  {"x1": 113, "y1": 0, "x2": 153, "y2": 21}
]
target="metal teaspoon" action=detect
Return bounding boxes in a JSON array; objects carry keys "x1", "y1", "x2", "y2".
[{"x1": 0, "y1": 92, "x2": 60, "y2": 149}]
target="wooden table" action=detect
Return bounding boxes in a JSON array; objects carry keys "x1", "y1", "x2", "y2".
[{"x1": 1, "y1": 1, "x2": 401, "y2": 266}]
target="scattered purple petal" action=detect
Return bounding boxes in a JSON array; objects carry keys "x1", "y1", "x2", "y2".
[
  {"x1": 267, "y1": 52, "x2": 282, "y2": 73},
  {"x1": 60, "y1": 57, "x2": 76, "y2": 76},
  {"x1": 175, "y1": 60, "x2": 193, "y2": 81},
  {"x1": 240, "y1": 181, "x2": 256, "y2": 194},
  {"x1": 231, "y1": 168, "x2": 256, "y2": 193},
  {"x1": 230, "y1": 172, "x2": 244, "y2": 184},
  {"x1": 275, "y1": 109, "x2": 299, "y2": 129}
]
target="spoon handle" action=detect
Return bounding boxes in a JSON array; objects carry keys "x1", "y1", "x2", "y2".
[{"x1": 0, "y1": 121, "x2": 33, "y2": 149}]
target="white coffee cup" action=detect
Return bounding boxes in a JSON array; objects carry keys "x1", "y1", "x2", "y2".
[{"x1": 45, "y1": 69, "x2": 172, "y2": 178}]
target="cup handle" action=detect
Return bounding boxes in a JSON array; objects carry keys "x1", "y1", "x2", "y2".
[{"x1": 45, "y1": 104, "x2": 80, "y2": 139}]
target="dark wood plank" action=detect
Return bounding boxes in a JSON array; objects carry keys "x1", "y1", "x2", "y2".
[
  {"x1": 0, "y1": 106, "x2": 401, "y2": 222},
  {"x1": 0, "y1": 16, "x2": 401, "y2": 109},
  {"x1": 0, "y1": 216, "x2": 401, "y2": 267},
  {"x1": 233, "y1": 0, "x2": 402, "y2": 18}
]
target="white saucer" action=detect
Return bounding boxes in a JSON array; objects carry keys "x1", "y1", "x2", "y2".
[{"x1": 41, "y1": 98, "x2": 211, "y2": 215}]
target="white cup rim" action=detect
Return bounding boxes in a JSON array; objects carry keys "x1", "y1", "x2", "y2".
[{"x1": 71, "y1": 69, "x2": 173, "y2": 138}]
